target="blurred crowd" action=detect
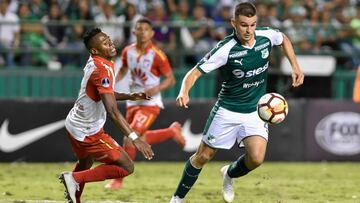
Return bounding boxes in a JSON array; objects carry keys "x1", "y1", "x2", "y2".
[{"x1": 0, "y1": 0, "x2": 359, "y2": 69}]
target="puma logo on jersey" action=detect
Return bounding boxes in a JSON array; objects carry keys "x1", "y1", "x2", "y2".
[{"x1": 234, "y1": 59, "x2": 243, "y2": 65}]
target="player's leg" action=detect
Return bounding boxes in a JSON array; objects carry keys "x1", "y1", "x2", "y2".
[
  {"x1": 130, "y1": 106, "x2": 185, "y2": 148},
  {"x1": 145, "y1": 121, "x2": 186, "y2": 148},
  {"x1": 60, "y1": 130, "x2": 93, "y2": 203},
  {"x1": 170, "y1": 141, "x2": 217, "y2": 202},
  {"x1": 105, "y1": 106, "x2": 143, "y2": 189},
  {"x1": 73, "y1": 157, "x2": 93, "y2": 203},
  {"x1": 61, "y1": 129, "x2": 132, "y2": 202},
  {"x1": 221, "y1": 111, "x2": 268, "y2": 202}
]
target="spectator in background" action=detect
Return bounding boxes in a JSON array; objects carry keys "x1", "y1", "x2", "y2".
[
  {"x1": 148, "y1": 1, "x2": 176, "y2": 51},
  {"x1": 349, "y1": 3, "x2": 360, "y2": 67},
  {"x1": 212, "y1": 4, "x2": 233, "y2": 41},
  {"x1": 94, "y1": 1, "x2": 123, "y2": 48},
  {"x1": 171, "y1": 0, "x2": 193, "y2": 56},
  {"x1": 118, "y1": 1, "x2": 143, "y2": 45},
  {"x1": 256, "y1": 2, "x2": 272, "y2": 27},
  {"x1": 333, "y1": 6, "x2": 357, "y2": 68},
  {"x1": 0, "y1": 0, "x2": 20, "y2": 68},
  {"x1": 267, "y1": 3, "x2": 282, "y2": 28},
  {"x1": 41, "y1": 2, "x2": 67, "y2": 68},
  {"x1": 17, "y1": 2, "x2": 48, "y2": 67},
  {"x1": 29, "y1": 0, "x2": 48, "y2": 19},
  {"x1": 301, "y1": 0, "x2": 320, "y2": 26},
  {"x1": 189, "y1": 4, "x2": 216, "y2": 62},
  {"x1": 283, "y1": 5, "x2": 314, "y2": 52},
  {"x1": 65, "y1": 0, "x2": 94, "y2": 67},
  {"x1": 315, "y1": 8, "x2": 338, "y2": 51}
]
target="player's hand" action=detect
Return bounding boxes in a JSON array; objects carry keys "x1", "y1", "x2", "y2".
[
  {"x1": 291, "y1": 68, "x2": 304, "y2": 87},
  {"x1": 132, "y1": 139, "x2": 154, "y2": 160},
  {"x1": 176, "y1": 93, "x2": 189, "y2": 108},
  {"x1": 129, "y1": 92, "x2": 151, "y2": 100}
]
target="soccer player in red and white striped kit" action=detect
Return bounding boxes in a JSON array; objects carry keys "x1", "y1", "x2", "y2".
[{"x1": 59, "y1": 28, "x2": 154, "y2": 203}]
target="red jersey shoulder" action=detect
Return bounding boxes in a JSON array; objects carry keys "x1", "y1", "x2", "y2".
[
  {"x1": 92, "y1": 58, "x2": 114, "y2": 92},
  {"x1": 121, "y1": 44, "x2": 136, "y2": 65}
]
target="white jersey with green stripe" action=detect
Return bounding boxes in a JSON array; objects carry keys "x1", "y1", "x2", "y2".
[{"x1": 196, "y1": 27, "x2": 283, "y2": 113}]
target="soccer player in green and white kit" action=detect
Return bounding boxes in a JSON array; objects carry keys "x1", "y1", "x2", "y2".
[{"x1": 169, "y1": 2, "x2": 304, "y2": 203}]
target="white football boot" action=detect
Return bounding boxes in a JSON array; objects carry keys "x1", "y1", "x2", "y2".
[
  {"x1": 220, "y1": 165, "x2": 235, "y2": 203},
  {"x1": 59, "y1": 172, "x2": 79, "y2": 203},
  {"x1": 169, "y1": 195, "x2": 184, "y2": 203}
]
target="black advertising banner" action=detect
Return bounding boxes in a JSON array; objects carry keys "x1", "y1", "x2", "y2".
[
  {"x1": 266, "y1": 99, "x2": 306, "y2": 161},
  {"x1": 0, "y1": 99, "x2": 242, "y2": 162},
  {"x1": 1, "y1": 99, "x2": 357, "y2": 162},
  {"x1": 0, "y1": 100, "x2": 74, "y2": 162},
  {"x1": 305, "y1": 100, "x2": 360, "y2": 161}
]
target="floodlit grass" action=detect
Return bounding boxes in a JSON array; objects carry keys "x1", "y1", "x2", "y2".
[{"x1": 0, "y1": 162, "x2": 359, "y2": 203}]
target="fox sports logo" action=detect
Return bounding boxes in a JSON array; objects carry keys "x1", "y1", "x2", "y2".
[{"x1": 315, "y1": 112, "x2": 360, "y2": 155}]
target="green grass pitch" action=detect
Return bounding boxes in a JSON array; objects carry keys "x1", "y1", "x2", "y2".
[{"x1": 0, "y1": 162, "x2": 359, "y2": 203}]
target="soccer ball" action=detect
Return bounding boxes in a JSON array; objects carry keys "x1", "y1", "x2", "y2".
[{"x1": 257, "y1": 93, "x2": 288, "y2": 124}]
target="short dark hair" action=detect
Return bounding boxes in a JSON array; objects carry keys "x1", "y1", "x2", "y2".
[
  {"x1": 83, "y1": 28, "x2": 102, "y2": 50},
  {"x1": 136, "y1": 17, "x2": 153, "y2": 28},
  {"x1": 234, "y1": 2, "x2": 257, "y2": 17}
]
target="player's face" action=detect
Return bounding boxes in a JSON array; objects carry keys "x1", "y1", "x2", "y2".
[
  {"x1": 92, "y1": 32, "x2": 117, "y2": 59},
  {"x1": 231, "y1": 15, "x2": 257, "y2": 43},
  {"x1": 133, "y1": 22, "x2": 154, "y2": 44}
]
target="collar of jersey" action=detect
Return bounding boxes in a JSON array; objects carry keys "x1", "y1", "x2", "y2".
[
  {"x1": 91, "y1": 55, "x2": 114, "y2": 66},
  {"x1": 135, "y1": 41, "x2": 153, "y2": 54}
]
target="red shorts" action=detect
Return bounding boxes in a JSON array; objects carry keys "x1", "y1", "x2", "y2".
[
  {"x1": 126, "y1": 105, "x2": 160, "y2": 135},
  {"x1": 66, "y1": 129, "x2": 123, "y2": 163}
]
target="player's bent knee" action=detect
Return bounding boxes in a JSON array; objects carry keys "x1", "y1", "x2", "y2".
[
  {"x1": 193, "y1": 153, "x2": 212, "y2": 166},
  {"x1": 248, "y1": 154, "x2": 264, "y2": 168},
  {"x1": 121, "y1": 162, "x2": 134, "y2": 174}
]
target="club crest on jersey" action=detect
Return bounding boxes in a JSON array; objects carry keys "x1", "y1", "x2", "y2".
[
  {"x1": 261, "y1": 49, "x2": 269, "y2": 58},
  {"x1": 102, "y1": 78, "x2": 110, "y2": 88}
]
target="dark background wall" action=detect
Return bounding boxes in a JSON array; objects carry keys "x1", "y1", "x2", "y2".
[{"x1": 0, "y1": 99, "x2": 359, "y2": 162}]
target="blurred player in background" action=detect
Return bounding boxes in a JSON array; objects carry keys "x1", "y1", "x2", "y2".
[
  {"x1": 59, "y1": 28, "x2": 154, "y2": 203},
  {"x1": 170, "y1": 2, "x2": 304, "y2": 203},
  {"x1": 353, "y1": 65, "x2": 360, "y2": 102},
  {"x1": 105, "y1": 17, "x2": 186, "y2": 189}
]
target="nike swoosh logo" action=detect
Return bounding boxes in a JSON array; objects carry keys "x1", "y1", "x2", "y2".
[
  {"x1": 0, "y1": 119, "x2": 65, "y2": 153},
  {"x1": 181, "y1": 119, "x2": 203, "y2": 152}
]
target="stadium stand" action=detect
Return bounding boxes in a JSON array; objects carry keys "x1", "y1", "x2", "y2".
[{"x1": 0, "y1": 0, "x2": 359, "y2": 99}]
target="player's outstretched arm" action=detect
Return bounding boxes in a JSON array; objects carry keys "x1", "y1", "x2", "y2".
[
  {"x1": 176, "y1": 67, "x2": 203, "y2": 108},
  {"x1": 100, "y1": 93, "x2": 154, "y2": 160},
  {"x1": 280, "y1": 34, "x2": 305, "y2": 87},
  {"x1": 144, "y1": 71, "x2": 176, "y2": 97},
  {"x1": 115, "y1": 65, "x2": 128, "y2": 82},
  {"x1": 114, "y1": 92, "x2": 151, "y2": 101}
]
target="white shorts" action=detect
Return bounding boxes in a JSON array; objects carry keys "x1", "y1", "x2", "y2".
[{"x1": 202, "y1": 106, "x2": 268, "y2": 149}]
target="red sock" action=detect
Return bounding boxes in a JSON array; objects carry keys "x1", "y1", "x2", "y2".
[
  {"x1": 144, "y1": 128, "x2": 175, "y2": 145},
  {"x1": 124, "y1": 145, "x2": 137, "y2": 160},
  {"x1": 73, "y1": 164, "x2": 129, "y2": 184},
  {"x1": 73, "y1": 162, "x2": 85, "y2": 203}
]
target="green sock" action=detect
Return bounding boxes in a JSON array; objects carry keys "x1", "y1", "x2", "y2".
[
  {"x1": 173, "y1": 159, "x2": 202, "y2": 198},
  {"x1": 227, "y1": 154, "x2": 251, "y2": 178}
]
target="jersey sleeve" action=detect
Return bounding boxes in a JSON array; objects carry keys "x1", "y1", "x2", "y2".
[
  {"x1": 121, "y1": 47, "x2": 129, "y2": 68},
  {"x1": 90, "y1": 66, "x2": 114, "y2": 95},
  {"x1": 152, "y1": 48, "x2": 172, "y2": 76},
  {"x1": 196, "y1": 41, "x2": 233, "y2": 74},
  {"x1": 268, "y1": 29, "x2": 283, "y2": 46}
]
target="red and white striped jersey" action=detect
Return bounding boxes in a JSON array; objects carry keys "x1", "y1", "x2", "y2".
[
  {"x1": 121, "y1": 42, "x2": 172, "y2": 108},
  {"x1": 65, "y1": 55, "x2": 115, "y2": 141}
]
